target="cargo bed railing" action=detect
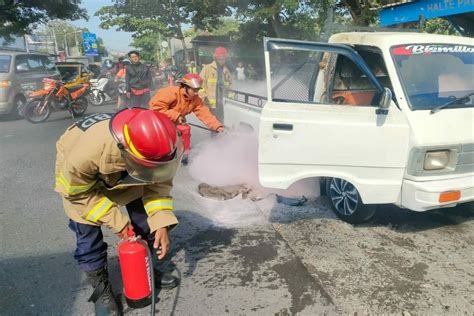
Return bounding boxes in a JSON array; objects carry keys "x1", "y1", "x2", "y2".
[{"x1": 228, "y1": 89, "x2": 267, "y2": 108}]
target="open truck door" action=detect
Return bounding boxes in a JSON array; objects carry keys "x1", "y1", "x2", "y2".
[{"x1": 259, "y1": 37, "x2": 410, "y2": 223}]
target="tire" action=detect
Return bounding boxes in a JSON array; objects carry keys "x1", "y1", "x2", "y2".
[
  {"x1": 24, "y1": 99, "x2": 51, "y2": 123},
  {"x1": 11, "y1": 95, "x2": 26, "y2": 119},
  {"x1": 89, "y1": 91, "x2": 104, "y2": 106},
  {"x1": 71, "y1": 97, "x2": 88, "y2": 116},
  {"x1": 326, "y1": 177, "x2": 376, "y2": 224}
]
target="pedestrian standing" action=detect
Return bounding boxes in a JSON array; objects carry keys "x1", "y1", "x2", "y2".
[
  {"x1": 199, "y1": 47, "x2": 232, "y2": 121},
  {"x1": 55, "y1": 109, "x2": 182, "y2": 314},
  {"x1": 125, "y1": 50, "x2": 153, "y2": 108},
  {"x1": 235, "y1": 62, "x2": 246, "y2": 81}
]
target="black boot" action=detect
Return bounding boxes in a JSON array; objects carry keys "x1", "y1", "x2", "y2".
[
  {"x1": 85, "y1": 266, "x2": 122, "y2": 316},
  {"x1": 154, "y1": 269, "x2": 179, "y2": 290}
]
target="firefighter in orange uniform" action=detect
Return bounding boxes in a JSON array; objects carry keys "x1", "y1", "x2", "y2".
[
  {"x1": 55, "y1": 109, "x2": 183, "y2": 315},
  {"x1": 149, "y1": 73, "x2": 224, "y2": 132}
]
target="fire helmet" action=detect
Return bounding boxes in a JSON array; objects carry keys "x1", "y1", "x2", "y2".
[
  {"x1": 214, "y1": 47, "x2": 228, "y2": 58},
  {"x1": 110, "y1": 108, "x2": 184, "y2": 182},
  {"x1": 179, "y1": 73, "x2": 203, "y2": 89}
]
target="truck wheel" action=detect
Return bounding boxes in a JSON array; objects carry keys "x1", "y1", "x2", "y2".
[
  {"x1": 12, "y1": 95, "x2": 26, "y2": 119},
  {"x1": 326, "y1": 177, "x2": 375, "y2": 224}
]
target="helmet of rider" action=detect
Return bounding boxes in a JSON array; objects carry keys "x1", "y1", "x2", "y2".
[
  {"x1": 110, "y1": 108, "x2": 184, "y2": 183},
  {"x1": 103, "y1": 59, "x2": 114, "y2": 69}
]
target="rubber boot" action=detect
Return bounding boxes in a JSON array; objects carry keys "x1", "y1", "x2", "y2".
[{"x1": 85, "y1": 266, "x2": 122, "y2": 316}]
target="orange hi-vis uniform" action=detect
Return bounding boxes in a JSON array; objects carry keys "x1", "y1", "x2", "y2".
[{"x1": 149, "y1": 86, "x2": 223, "y2": 131}]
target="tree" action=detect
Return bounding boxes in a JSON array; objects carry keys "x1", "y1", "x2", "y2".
[
  {"x1": 96, "y1": 0, "x2": 230, "y2": 62},
  {"x1": 0, "y1": 0, "x2": 87, "y2": 40}
]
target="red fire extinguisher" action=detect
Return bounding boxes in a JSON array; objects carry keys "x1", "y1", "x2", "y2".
[
  {"x1": 118, "y1": 230, "x2": 156, "y2": 312},
  {"x1": 176, "y1": 124, "x2": 191, "y2": 154}
]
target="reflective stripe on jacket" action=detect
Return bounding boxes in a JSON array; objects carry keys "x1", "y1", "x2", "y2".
[
  {"x1": 199, "y1": 61, "x2": 232, "y2": 108},
  {"x1": 55, "y1": 115, "x2": 178, "y2": 233},
  {"x1": 149, "y1": 86, "x2": 223, "y2": 131}
]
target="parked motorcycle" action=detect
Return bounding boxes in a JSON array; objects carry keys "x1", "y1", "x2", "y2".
[
  {"x1": 88, "y1": 77, "x2": 126, "y2": 106},
  {"x1": 23, "y1": 78, "x2": 89, "y2": 123}
]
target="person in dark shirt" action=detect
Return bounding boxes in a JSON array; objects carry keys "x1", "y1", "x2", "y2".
[{"x1": 125, "y1": 50, "x2": 153, "y2": 108}]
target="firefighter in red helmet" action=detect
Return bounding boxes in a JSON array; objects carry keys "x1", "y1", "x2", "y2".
[
  {"x1": 199, "y1": 47, "x2": 232, "y2": 121},
  {"x1": 149, "y1": 73, "x2": 224, "y2": 132},
  {"x1": 55, "y1": 109, "x2": 183, "y2": 315}
]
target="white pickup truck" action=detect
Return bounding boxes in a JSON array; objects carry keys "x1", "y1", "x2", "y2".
[{"x1": 224, "y1": 32, "x2": 474, "y2": 223}]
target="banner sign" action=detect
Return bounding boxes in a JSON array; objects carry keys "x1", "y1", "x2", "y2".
[
  {"x1": 82, "y1": 32, "x2": 99, "y2": 57},
  {"x1": 380, "y1": 0, "x2": 474, "y2": 26}
]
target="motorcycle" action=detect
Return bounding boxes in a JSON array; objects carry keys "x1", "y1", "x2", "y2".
[
  {"x1": 88, "y1": 76, "x2": 126, "y2": 106},
  {"x1": 23, "y1": 78, "x2": 89, "y2": 123}
]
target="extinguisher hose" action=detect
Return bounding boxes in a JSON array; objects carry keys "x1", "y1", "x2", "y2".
[{"x1": 137, "y1": 239, "x2": 156, "y2": 316}]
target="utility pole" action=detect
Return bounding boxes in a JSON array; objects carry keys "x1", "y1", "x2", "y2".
[
  {"x1": 51, "y1": 28, "x2": 59, "y2": 56},
  {"x1": 74, "y1": 31, "x2": 79, "y2": 56},
  {"x1": 64, "y1": 33, "x2": 69, "y2": 57}
]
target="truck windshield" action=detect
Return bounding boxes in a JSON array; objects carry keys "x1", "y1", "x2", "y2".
[
  {"x1": 391, "y1": 44, "x2": 473, "y2": 111},
  {"x1": 0, "y1": 55, "x2": 11, "y2": 73}
]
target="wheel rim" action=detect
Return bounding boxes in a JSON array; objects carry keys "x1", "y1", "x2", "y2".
[
  {"x1": 26, "y1": 101, "x2": 49, "y2": 122},
  {"x1": 72, "y1": 99, "x2": 87, "y2": 114},
  {"x1": 328, "y1": 178, "x2": 359, "y2": 216},
  {"x1": 15, "y1": 98, "x2": 25, "y2": 117}
]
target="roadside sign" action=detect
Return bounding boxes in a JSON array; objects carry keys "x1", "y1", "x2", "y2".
[{"x1": 82, "y1": 32, "x2": 99, "y2": 57}]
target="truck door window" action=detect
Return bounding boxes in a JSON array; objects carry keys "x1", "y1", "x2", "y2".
[
  {"x1": 270, "y1": 49, "x2": 322, "y2": 103},
  {"x1": 330, "y1": 54, "x2": 380, "y2": 106},
  {"x1": 270, "y1": 48, "x2": 382, "y2": 107}
]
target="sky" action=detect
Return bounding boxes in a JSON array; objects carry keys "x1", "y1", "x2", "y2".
[{"x1": 71, "y1": 0, "x2": 133, "y2": 54}]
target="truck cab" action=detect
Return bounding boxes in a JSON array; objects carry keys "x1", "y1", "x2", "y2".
[{"x1": 226, "y1": 32, "x2": 473, "y2": 223}]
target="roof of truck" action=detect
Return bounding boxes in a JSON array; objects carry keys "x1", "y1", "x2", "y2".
[{"x1": 329, "y1": 32, "x2": 473, "y2": 49}]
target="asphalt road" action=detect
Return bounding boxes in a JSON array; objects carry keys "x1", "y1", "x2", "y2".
[{"x1": 0, "y1": 102, "x2": 473, "y2": 315}]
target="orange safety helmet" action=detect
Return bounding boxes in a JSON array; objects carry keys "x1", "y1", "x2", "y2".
[
  {"x1": 179, "y1": 73, "x2": 203, "y2": 89},
  {"x1": 110, "y1": 108, "x2": 184, "y2": 182},
  {"x1": 214, "y1": 47, "x2": 228, "y2": 58}
]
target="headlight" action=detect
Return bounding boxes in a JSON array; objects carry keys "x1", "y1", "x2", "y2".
[
  {"x1": 0, "y1": 80, "x2": 11, "y2": 87},
  {"x1": 424, "y1": 150, "x2": 450, "y2": 170}
]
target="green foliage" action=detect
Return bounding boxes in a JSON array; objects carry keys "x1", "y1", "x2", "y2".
[
  {"x1": 0, "y1": 0, "x2": 87, "y2": 40},
  {"x1": 424, "y1": 18, "x2": 459, "y2": 36}
]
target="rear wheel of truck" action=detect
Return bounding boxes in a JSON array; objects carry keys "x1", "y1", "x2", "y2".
[{"x1": 326, "y1": 177, "x2": 376, "y2": 224}]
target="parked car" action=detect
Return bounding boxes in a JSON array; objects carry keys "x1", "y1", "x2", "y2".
[
  {"x1": 55, "y1": 62, "x2": 93, "y2": 88},
  {"x1": 224, "y1": 32, "x2": 473, "y2": 223},
  {"x1": 0, "y1": 50, "x2": 60, "y2": 118}
]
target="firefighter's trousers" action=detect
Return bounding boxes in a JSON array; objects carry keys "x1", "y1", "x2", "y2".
[{"x1": 68, "y1": 199, "x2": 155, "y2": 272}]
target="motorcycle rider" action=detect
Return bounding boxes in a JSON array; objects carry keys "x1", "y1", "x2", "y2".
[{"x1": 55, "y1": 109, "x2": 182, "y2": 315}]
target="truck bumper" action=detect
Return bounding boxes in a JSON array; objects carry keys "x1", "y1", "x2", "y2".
[{"x1": 401, "y1": 175, "x2": 474, "y2": 211}]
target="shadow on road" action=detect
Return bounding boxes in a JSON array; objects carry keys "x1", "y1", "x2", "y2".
[
  {"x1": 166, "y1": 210, "x2": 237, "y2": 277},
  {"x1": 364, "y1": 202, "x2": 474, "y2": 233},
  {"x1": 0, "y1": 251, "x2": 81, "y2": 315}
]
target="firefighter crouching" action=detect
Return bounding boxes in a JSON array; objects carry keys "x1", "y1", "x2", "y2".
[
  {"x1": 55, "y1": 109, "x2": 183, "y2": 315},
  {"x1": 149, "y1": 73, "x2": 224, "y2": 132}
]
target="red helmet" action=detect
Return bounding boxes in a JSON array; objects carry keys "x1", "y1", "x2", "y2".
[
  {"x1": 110, "y1": 108, "x2": 184, "y2": 182},
  {"x1": 214, "y1": 47, "x2": 228, "y2": 58},
  {"x1": 179, "y1": 73, "x2": 203, "y2": 89}
]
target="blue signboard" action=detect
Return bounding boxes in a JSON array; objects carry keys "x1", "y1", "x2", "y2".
[
  {"x1": 82, "y1": 32, "x2": 99, "y2": 57},
  {"x1": 380, "y1": 0, "x2": 474, "y2": 26}
]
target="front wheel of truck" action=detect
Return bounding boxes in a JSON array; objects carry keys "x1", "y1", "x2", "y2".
[{"x1": 326, "y1": 177, "x2": 376, "y2": 224}]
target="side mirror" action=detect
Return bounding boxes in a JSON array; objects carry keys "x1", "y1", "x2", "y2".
[
  {"x1": 376, "y1": 87, "x2": 392, "y2": 114},
  {"x1": 16, "y1": 63, "x2": 29, "y2": 72}
]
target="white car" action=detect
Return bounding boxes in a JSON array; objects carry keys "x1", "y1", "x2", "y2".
[{"x1": 224, "y1": 32, "x2": 474, "y2": 223}]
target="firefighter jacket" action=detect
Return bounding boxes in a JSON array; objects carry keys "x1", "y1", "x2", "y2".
[
  {"x1": 54, "y1": 113, "x2": 178, "y2": 234},
  {"x1": 149, "y1": 86, "x2": 223, "y2": 131},
  {"x1": 199, "y1": 61, "x2": 232, "y2": 108}
]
